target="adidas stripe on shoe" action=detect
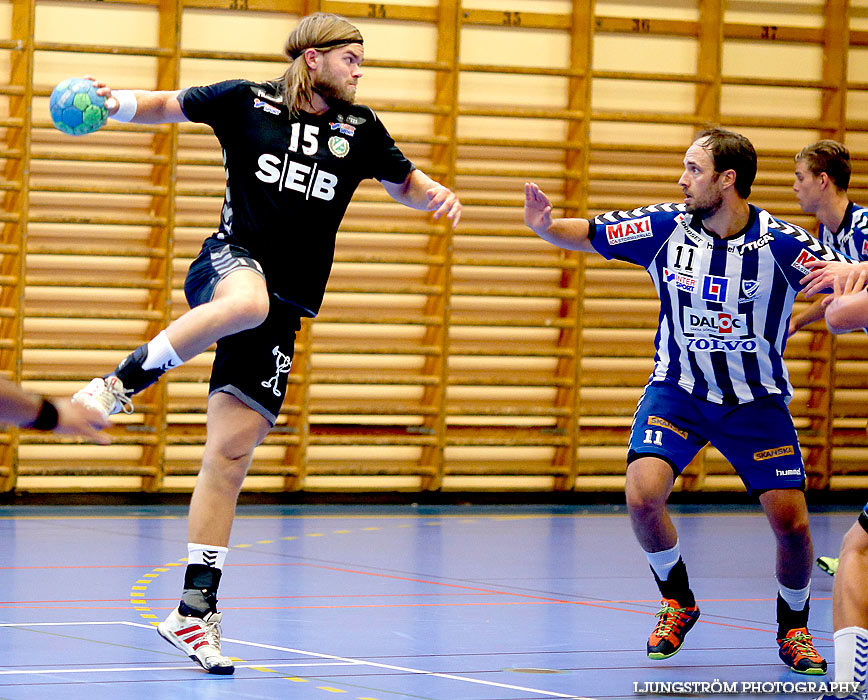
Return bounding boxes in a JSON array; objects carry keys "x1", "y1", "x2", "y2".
[{"x1": 157, "y1": 607, "x2": 234, "y2": 675}]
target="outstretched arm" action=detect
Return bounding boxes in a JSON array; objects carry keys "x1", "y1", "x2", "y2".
[
  {"x1": 825, "y1": 268, "x2": 868, "y2": 334},
  {"x1": 0, "y1": 378, "x2": 110, "y2": 444},
  {"x1": 524, "y1": 182, "x2": 595, "y2": 252},
  {"x1": 88, "y1": 77, "x2": 188, "y2": 124},
  {"x1": 800, "y1": 259, "x2": 868, "y2": 298},
  {"x1": 381, "y1": 169, "x2": 462, "y2": 229}
]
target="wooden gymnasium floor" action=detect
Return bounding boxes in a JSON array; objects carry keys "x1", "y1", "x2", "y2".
[{"x1": 0, "y1": 502, "x2": 856, "y2": 700}]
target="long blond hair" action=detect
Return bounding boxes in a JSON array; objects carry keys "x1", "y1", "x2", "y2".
[{"x1": 281, "y1": 13, "x2": 363, "y2": 116}]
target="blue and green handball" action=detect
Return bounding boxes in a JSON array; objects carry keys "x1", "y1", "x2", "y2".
[{"x1": 49, "y1": 77, "x2": 108, "y2": 135}]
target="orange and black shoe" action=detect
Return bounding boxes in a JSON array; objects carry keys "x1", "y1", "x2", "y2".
[
  {"x1": 647, "y1": 597, "x2": 701, "y2": 659},
  {"x1": 777, "y1": 627, "x2": 827, "y2": 675}
]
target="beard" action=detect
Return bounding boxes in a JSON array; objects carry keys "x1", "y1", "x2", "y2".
[
  {"x1": 313, "y1": 72, "x2": 356, "y2": 108},
  {"x1": 684, "y1": 179, "x2": 723, "y2": 220},
  {"x1": 686, "y1": 194, "x2": 723, "y2": 220}
]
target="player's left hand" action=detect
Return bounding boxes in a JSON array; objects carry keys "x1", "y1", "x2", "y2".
[
  {"x1": 426, "y1": 186, "x2": 462, "y2": 229},
  {"x1": 800, "y1": 259, "x2": 865, "y2": 298},
  {"x1": 831, "y1": 267, "x2": 868, "y2": 301},
  {"x1": 53, "y1": 399, "x2": 111, "y2": 444}
]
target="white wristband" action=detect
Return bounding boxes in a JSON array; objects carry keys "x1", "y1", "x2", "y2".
[{"x1": 110, "y1": 90, "x2": 137, "y2": 122}]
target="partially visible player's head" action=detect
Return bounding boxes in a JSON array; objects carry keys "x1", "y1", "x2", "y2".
[
  {"x1": 281, "y1": 13, "x2": 364, "y2": 115},
  {"x1": 794, "y1": 140, "x2": 851, "y2": 216},
  {"x1": 796, "y1": 140, "x2": 851, "y2": 190},
  {"x1": 679, "y1": 127, "x2": 756, "y2": 219}
]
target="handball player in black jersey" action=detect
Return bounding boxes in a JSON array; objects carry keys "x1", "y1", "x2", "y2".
[{"x1": 72, "y1": 12, "x2": 461, "y2": 674}]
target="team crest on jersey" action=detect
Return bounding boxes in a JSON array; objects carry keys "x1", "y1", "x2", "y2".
[
  {"x1": 330, "y1": 122, "x2": 356, "y2": 137},
  {"x1": 791, "y1": 249, "x2": 819, "y2": 275},
  {"x1": 328, "y1": 136, "x2": 350, "y2": 158},
  {"x1": 862, "y1": 239, "x2": 868, "y2": 258},
  {"x1": 741, "y1": 279, "x2": 760, "y2": 301},
  {"x1": 662, "y1": 267, "x2": 696, "y2": 293},
  {"x1": 253, "y1": 98, "x2": 281, "y2": 116},
  {"x1": 605, "y1": 216, "x2": 652, "y2": 245}
]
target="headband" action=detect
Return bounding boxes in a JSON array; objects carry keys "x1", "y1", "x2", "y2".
[{"x1": 288, "y1": 38, "x2": 363, "y2": 60}]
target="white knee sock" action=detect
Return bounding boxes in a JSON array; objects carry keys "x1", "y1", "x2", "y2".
[
  {"x1": 646, "y1": 541, "x2": 681, "y2": 581},
  {"x1": 834, "y1": 626, "x2": 868, "y2": 690},
  {"x1": 141, "y1": 330, "x2": 184, "y2": 372}
]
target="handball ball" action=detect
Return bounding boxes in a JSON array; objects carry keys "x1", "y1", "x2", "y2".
[{"x1": 49, "y1": 77, "x2": 108, "y2": 135}]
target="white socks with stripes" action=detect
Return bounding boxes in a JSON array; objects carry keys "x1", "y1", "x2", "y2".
[
  {"x1": 834, "y1": 626, "x2": 868, "y2": 694},
  {"x1": 187, "y1": 542, "x2": 228, "y2": 570},
  {"x1": 141, "y1": 331, "x2": 184, "y2": 372}
]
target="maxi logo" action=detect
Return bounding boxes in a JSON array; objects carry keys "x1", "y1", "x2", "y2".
[
  {"x1": 605, "y1": 216, "x2": 652, "y2": 245},
  {"x1": 683, "y1": 307, "x2": 748, "y2": 337},
  {"x1": 255, "y1": 153, "x2": 338, "y2": 201},
  {"x1": 701, "y1": 275, "x2": 728, "y2": 303},
  {"x1": 792, "y1": 248, "x2": 820, "y2": 275}
]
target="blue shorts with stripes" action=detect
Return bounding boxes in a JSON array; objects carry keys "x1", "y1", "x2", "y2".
[
  {"x1": 628, "y1": 381, "x2": 805, "y2": 495},
  {"x1": 184, "y1": 237, "x2": 300, "y2": 426}
]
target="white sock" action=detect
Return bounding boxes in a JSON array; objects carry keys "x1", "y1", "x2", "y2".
[
  {"x1": 187, "y1": 542, "x2": 228, "y2": 570},
  {"x1": 834, "y1": 626, "x2": 868, "y2": 690},
  {"x1": 141, "y1": 331, "x2": 183, "y2": 372},
  {"x1": 778, "y1": 581, "x2": 810, "y2": 612},
  {"x1": 646, "y1": 541, "x2": 681, "y2": 581}
]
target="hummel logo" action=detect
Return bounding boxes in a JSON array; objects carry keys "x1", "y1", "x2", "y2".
[{"x1": 202, "y1": 550, "x2": 219, "y2": 567}]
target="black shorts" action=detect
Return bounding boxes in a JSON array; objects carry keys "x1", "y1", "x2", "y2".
[{"x1": 185, "y1": 238, "x2": 301, "y2": 425}]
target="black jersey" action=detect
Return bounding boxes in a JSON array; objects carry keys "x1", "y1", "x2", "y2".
[{"x1": 179, "y1": 79, "x2": 415, "y2": 316}]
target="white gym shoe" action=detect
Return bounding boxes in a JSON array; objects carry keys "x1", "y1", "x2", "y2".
[
  {"x1": 72, "y1": 376, "x2": 133, "y2": 418},
  {"x1": 157, "y1": 608, "x2": 235, "y2": 675}
]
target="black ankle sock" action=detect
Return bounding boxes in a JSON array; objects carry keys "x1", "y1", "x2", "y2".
[
  {"x1": 113, "y1": 344, "x2": 165, "y2": 395},
  {"x1": 776, "y1": 593, "x2": 809, "y2": 638},
  {"x1": 652, "y1": 558, "x2": 696, "y2": 607},
  {"x1": 179, "y1": 564, "x2": 222, "y2": 617}
]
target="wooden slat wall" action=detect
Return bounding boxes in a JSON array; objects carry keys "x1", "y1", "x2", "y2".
[{"x1": 0, "y1": 0, "x2": 865, "y2": 493}]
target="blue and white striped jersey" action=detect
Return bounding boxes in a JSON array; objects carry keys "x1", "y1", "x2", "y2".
[
  {"x1": 589, "y1": 204, "x2": 851, "y2": 405},
  {"x1": 819, "y1": 201, "x2": 868, "y2": 261}
]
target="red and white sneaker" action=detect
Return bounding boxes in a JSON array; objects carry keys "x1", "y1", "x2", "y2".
[
  {"x1": 157, "y1": 608, "x2": 235, "y2": 675},
  {"x1": 72, "y1": 376, "x2": 133, "y2": 418}
]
